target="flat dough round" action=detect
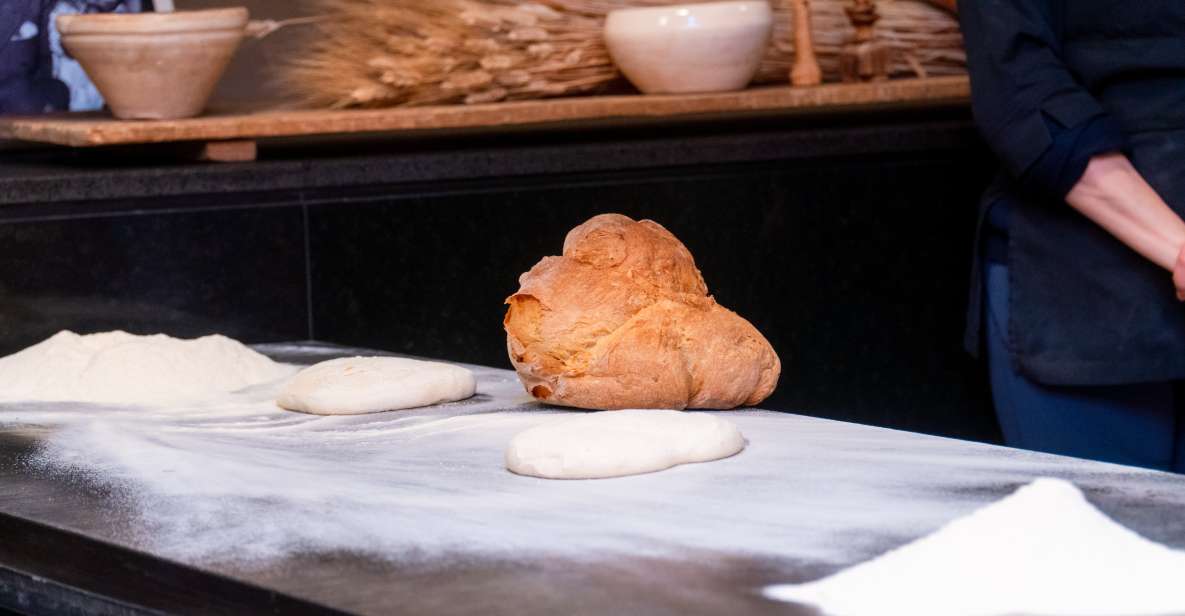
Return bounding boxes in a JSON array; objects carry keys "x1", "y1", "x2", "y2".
[
  {"x1": 277, "y1": 356, "x2": 476, "y2": 415},
  {"x1": 505, "y1": 409, "x2": 745, "y2": 479}
]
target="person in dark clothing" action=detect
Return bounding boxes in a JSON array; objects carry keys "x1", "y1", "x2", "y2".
[
  {"x1": 1, "y1": 0, "x2": 140, "y2": 114},
  {"x1": 960, "y1": 1, "x2": 1185, "y2": 472},
  {"x1": 1, "y1": 0, "x2": 70, "y2": 114}
]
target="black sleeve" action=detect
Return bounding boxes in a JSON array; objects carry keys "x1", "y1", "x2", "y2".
[
  {"x1": 959, "y1": 0, "x2": 1115, "y2": 179},
  {"x1": 1021, "y1": 114, "x2": 1127, "y2": 200}
]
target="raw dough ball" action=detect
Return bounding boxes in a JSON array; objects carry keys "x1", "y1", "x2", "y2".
[
  {"x1": 505, "y1": 409, "x2": 746, "y2": 479},
  {"x1": 0, "y1": 330, "x2": 293, "y2": 405},
  {"x1": 277, "y1": 356, "x2": 476, "y2": 415},
  {"x1": 504, "y1": 213, "x2": 780, "y2": 410}
]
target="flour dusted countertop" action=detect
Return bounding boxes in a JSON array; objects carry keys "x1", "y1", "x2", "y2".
[{"x1": 1, "y1": 342, "x2": 1184, "y2": 616}]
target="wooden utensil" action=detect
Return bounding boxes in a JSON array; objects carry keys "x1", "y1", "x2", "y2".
[
  {"x1": 789, "y1": 0, "x2": 822, "y2": 86},
  {"x1": 839, "y1": 0, "x2": 890, "y2": 82}
]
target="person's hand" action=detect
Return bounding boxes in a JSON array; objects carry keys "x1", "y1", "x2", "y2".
[{"x1": 1174, "y1": 244, "x2": 1185, "y2": 301}]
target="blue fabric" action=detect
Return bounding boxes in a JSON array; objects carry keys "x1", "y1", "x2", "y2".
[
  {"x1": 983, "y1": 199, "x2": 1011, "y2": 265},
  {"x1": 0, "y1": 0, "x2": 67, "y2": 114},
  {"x1": 1021, "y1": 113, "x2": 1129, "y2": 200},
  {"x1": 1, "y1": 0, "x2": 141, "y2": 114},
  {"x1": 985, "y1": 262, "x2": 1185, "y2": 473}
]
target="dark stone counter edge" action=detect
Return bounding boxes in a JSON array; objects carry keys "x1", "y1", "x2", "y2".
[
  {"x1": 0, "y1": 511, "x2": 342, "y2": 616},
  {"x1": 0, "y1": 108, "x2": 977, "y2": 209}
]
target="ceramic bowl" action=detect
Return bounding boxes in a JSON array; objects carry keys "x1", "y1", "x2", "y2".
[
  {"x1": 56, "y1": 8, "x2": 249, "y2": 120},
  {"x1": 604, "y1": 1, "x2": 773, "y2": 95}
]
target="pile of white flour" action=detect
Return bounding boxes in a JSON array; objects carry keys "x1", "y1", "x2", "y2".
[
  {"x1": 0, "y1": 331, "x2": 294, "y2": 405},
  {"x1": 765, "y1": 478, "x2": 1185, "y2": 616}
]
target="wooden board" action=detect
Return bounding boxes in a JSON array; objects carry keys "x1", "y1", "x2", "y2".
[{"x1": 0, "y1": 77, "x2": 969, "y2": 148}]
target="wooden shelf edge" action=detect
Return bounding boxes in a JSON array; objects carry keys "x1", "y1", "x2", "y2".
[{"x1": 0, "y1": 76, "x2": 970, "y2": 149}]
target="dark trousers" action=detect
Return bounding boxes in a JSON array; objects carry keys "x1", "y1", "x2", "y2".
[{"x1": 985, "y1": 262, "x2": 1185, "y2": 473}]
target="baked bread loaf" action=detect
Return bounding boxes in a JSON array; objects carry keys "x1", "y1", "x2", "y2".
[{"x1": 504, "y1": 213, "x2": 781, "y2": 410}]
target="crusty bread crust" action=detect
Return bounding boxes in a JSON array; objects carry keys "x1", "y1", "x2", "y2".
[{"x1": 504, "y1": 213, "x2": 781, "y2": 410}]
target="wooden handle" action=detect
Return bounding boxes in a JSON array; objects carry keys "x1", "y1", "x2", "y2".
[{"x1": 790, "y1": 0, "x2": 822, "y2": 86}]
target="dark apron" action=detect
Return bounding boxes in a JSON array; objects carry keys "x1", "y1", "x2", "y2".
[{"x1": 983, "y1": 26, "x2": 1185, "y2": 385}]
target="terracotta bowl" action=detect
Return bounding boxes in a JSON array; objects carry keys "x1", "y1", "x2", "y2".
[
  {"x1": 56, "y1": 8, "x2": 249, "y2": 120},
  {"x1": 604, "y1": 1, "x2": 773, "y2": 95}
]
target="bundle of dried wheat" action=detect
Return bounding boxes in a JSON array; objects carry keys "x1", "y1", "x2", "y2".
[{"x1": 282, "y1": 0, "x2": 965, "y2": 108}]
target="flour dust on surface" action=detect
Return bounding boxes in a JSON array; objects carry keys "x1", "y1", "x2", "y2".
[{"x1": 4, "y1": 343, "x2": 1184, "y2": 610}]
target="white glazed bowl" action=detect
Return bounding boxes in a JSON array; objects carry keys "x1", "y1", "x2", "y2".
[{"x1": 604, "y1": 1, "x2": 773, "y2": 95}]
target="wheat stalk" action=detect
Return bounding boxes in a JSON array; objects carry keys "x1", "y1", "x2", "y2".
[{"x1": 281, "y1": 0, "x2": 964, "y2": 109}]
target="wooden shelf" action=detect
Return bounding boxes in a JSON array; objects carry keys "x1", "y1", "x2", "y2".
[{"x1": 0, "y1": 76, "x2": 969, "y2": 151}]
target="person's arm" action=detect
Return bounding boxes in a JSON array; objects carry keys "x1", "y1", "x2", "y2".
[
  {"x1": 960, "y1": 1, "x2": 1185, "y2": 297},
  {"x1": 1066, "y1": 154, "x2": 1185, "y2": 297}
]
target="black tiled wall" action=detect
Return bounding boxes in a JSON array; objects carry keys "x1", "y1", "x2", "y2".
[
  {"x1": 0, "y1": 120, "x2": 998, "y2": 442},
  {"x1": 0, "y1": 203, "x2": 309, "y2": 353},
  {"x1": 307, "y1": 158, "x2": 996, "y2": 441}
]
